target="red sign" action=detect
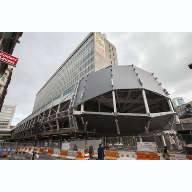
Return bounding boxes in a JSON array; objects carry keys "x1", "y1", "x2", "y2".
[
  {"x1": 0, "y1": 51, "x2": 18, "y2": 67},
  {"x1": 96, "y1": 44, "x2": 105, "y2": 55}
]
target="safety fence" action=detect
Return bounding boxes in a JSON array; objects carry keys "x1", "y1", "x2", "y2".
[
  {"x1": 1, "y1": 141, "x2": 192, "y2": 160},
  {"x1": 102, "y1": 133, "x2": 185, "y2": 154},
  {"x1": 0, "y1": 142, "x2": 17, "y2": 158},
  {"x1": 15, "y1": 146, "x2": 192, "y2": 160},
  {"x1": 10, "y1": 151, "x2": 39, "y2": 160},
  {"x1": 17, "y1": 139, "x2": 101, "y2": 151}
]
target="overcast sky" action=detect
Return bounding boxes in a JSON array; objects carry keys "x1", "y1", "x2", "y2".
[{"x1": 5, "y1": 32, "x2": 192, "y2": 125}]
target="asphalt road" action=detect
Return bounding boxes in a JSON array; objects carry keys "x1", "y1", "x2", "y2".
[
  {"x1": 37, "y1": 154, "x2": 97, "y2": 160},
  {"x1": 38, "y1": 154, "x2": 68, "y2": 160}
]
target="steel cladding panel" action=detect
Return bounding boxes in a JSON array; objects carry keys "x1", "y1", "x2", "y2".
[
  {"x1": 135, "y1": 66, "x2": 167, "y2": 97},
  {"x1": 74, "y1": 65, "x2": 169, "y2": 107},
  {"x1": 74, "y1": 67, "x2": 112, "y2": 107},
  {"x1": 112, "y1": 65, "x2": 142, "y2": 90}
]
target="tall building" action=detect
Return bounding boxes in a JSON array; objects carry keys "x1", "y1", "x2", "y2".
[
  {"x1": 32, "y1": 32, "x2": 118, "y2": 113},
  {"x1": 0, "y1": 66, "x2": 13, "y2": 110},
  {"x1": 172, "y1": 97, "x2": 185, "y2": 109},
  {"x1": 0, "y1": 32, "x2": 23, "y2": 111},
  {"x1": 0, "y1": 101, "x2": 17, "y2": 129}
]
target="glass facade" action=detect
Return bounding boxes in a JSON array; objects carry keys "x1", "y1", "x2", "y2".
[
  {"x1": 177, "y1": 99, "x2": 185, "y2": 106},
  {"x1": 33, "y1": 34, "x2": 94, "y2": 113}
]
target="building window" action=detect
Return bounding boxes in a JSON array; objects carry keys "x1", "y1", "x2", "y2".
[
  {"x1": 1, "y1": 73, "x2": 7, "y2": 81},
  {"x1": 111, "y1": 61, "x2": 112, "y2": 65},
  {"x1": 113, "y1": 58, "x2": 115, "y2": 61},
  {"x1": 112, "y1": 48, "x2": 113, "y2": 51},
  {"x1": 113, "y1": 53, "x2": 114, "y2": 56},
  {"x1": 110, "y1": 55, "x2": 111, "y2": 58}
]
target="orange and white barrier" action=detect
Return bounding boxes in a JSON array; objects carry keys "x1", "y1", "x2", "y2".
[
  {"x1": 117, "y1": 151, "x2": 137, "y2": 160},
  {"x1": 51, "y1": 148, "x2": 61, "y2": 157},
  {"x1": 66, "y1": 151, "x2": 77, "y2": 160}
]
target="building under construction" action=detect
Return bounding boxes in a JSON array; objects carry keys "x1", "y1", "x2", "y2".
[
  {"x1": 10, "y1": 32, "x2": 176, "y2": 141},
  {"x1": 11, "y1": 64, "x2": 176, "y2": 141}
]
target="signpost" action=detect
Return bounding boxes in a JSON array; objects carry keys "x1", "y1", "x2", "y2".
[
  {"x1": 137, "y1": 142, "x2": 157, "y2": 152},
  {"x1": 61, "y1": 143, "x2": 70, "y2": 150},
  {"x1": 0, "y1": 51, "x2": 18, "y2": 67}
]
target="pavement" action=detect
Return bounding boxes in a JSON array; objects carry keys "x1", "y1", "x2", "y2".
[
  {"x1": 0, "y1": 157, "x2": 9, "y2": 160},
  {"x1": 37, "y1": 154, "x2": 98, "y2": 160}
]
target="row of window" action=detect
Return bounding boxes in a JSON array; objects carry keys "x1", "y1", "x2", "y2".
[
  {"x1": 79, "y1": 63, "x2": 94, "y2": 78},
  {"x1": 0, "y1": 123, "x2": 8, "y2": 125},
  {"x1": 38, "y1": 44, "x2": 93, "y2": 96},
  {"x1": 33, "y1": 40, "x2": 94, "y2": 111},
  {"x1": 61, "y1": 61, "x2": 94, "y2": 90}
]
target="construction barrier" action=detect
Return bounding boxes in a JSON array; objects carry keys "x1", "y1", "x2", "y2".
[
  {"x1": 93, "y1": 150, "x2": 98, "y2": 158},
  {"x1": 51, "y1": 149, "x2": 60, "y2": 157},
  {"x1": 84, "y1": 153, "x2": 90, "y2": 160},
  {"x1": 84, "y1": 149, "x2": 94, "y2": 157},
  {"x1": 11, "y1": 151, "x2": 39, "y2": 160},
  {"x1": 46, "y1": 148, "x2": 54, "y2": 156},
  {"x1": 4, "y1": 145, "x2": 189, "y2": 160},
  {"x1": 0, "y1": 149, "x2": 9, "y2": 157},
  {"x1": 66, "y1": 151, "x2": 77, "y2": 160},
  {"x1": 117, "y1": 151, "x2": 137, "y2": 160},
  {"x1": 43, "y1": 147, "x2": 48, "y2": 152},
  {"x1": 186, "y1": 155, "x2": 192, "y2": 160},
  {"x1": 104, "y1": 151, "x2": 119, "y2": 160},
  {"x1": 58, "y1": 150, "x2": 68, "y2": 158},
  {"x1": 75, "y1": 151, "x2": 86, "y2": 160},
  {"x1": 24, "y1": 147, "x2": 28, "y2": 151},
  {"x1": 136, "y1": 152, "x2": 160, "y2": 160},
  {"x1": 38, "y1": 148, "x2": 44, "y2": 154}
]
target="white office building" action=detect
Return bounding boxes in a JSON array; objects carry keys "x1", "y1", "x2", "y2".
[
  {"x1": 32, "y1": 32, "x2": 118, "y2": 113},
  {"x1": 0, "y1": 101, "x2": 17, "y2": 129}
]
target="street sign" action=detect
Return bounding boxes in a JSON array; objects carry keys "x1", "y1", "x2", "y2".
[{"x1": 0, "y1": 51, "x2": 18, "y2": 67}]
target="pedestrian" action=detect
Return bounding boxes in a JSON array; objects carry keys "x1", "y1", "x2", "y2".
[
  {"x1": 162, "y1": 146, "x2": 174, "y2": 160},
  {"x1": 89, "y1": 144, "x2": 93, "y2": 159},
  {"x1": 98, "y1": 143, "x2": 108, "y2": 160},
  {"x1": 73, "y1": 144, "x2": 77, "y2": 151}
]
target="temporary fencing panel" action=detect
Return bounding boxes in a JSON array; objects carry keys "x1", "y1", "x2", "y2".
[{"x1": 67, "y1": 139, "x2": 101, "y2": 151}]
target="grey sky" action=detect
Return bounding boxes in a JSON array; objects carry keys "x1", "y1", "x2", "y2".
[{"x1": 5, "y1": 32, "x2": 192, "y2": 125}]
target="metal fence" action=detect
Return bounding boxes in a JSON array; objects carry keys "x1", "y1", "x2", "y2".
[
  {"x1": 102, "y1": 133, "x2": 186, "y2": 154},
  {"x1": 15, "y1": 139, "x2": 101, "y2": 151},
  {"x1": 1, "y1": 133, "x2": 191, "y2": 155},
  {"x1": 67, "y1": 138, "x2": 101, "y2": 150},
  {"x1": 0, "y1": 142, "x2": 17, "y2": 150}
]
